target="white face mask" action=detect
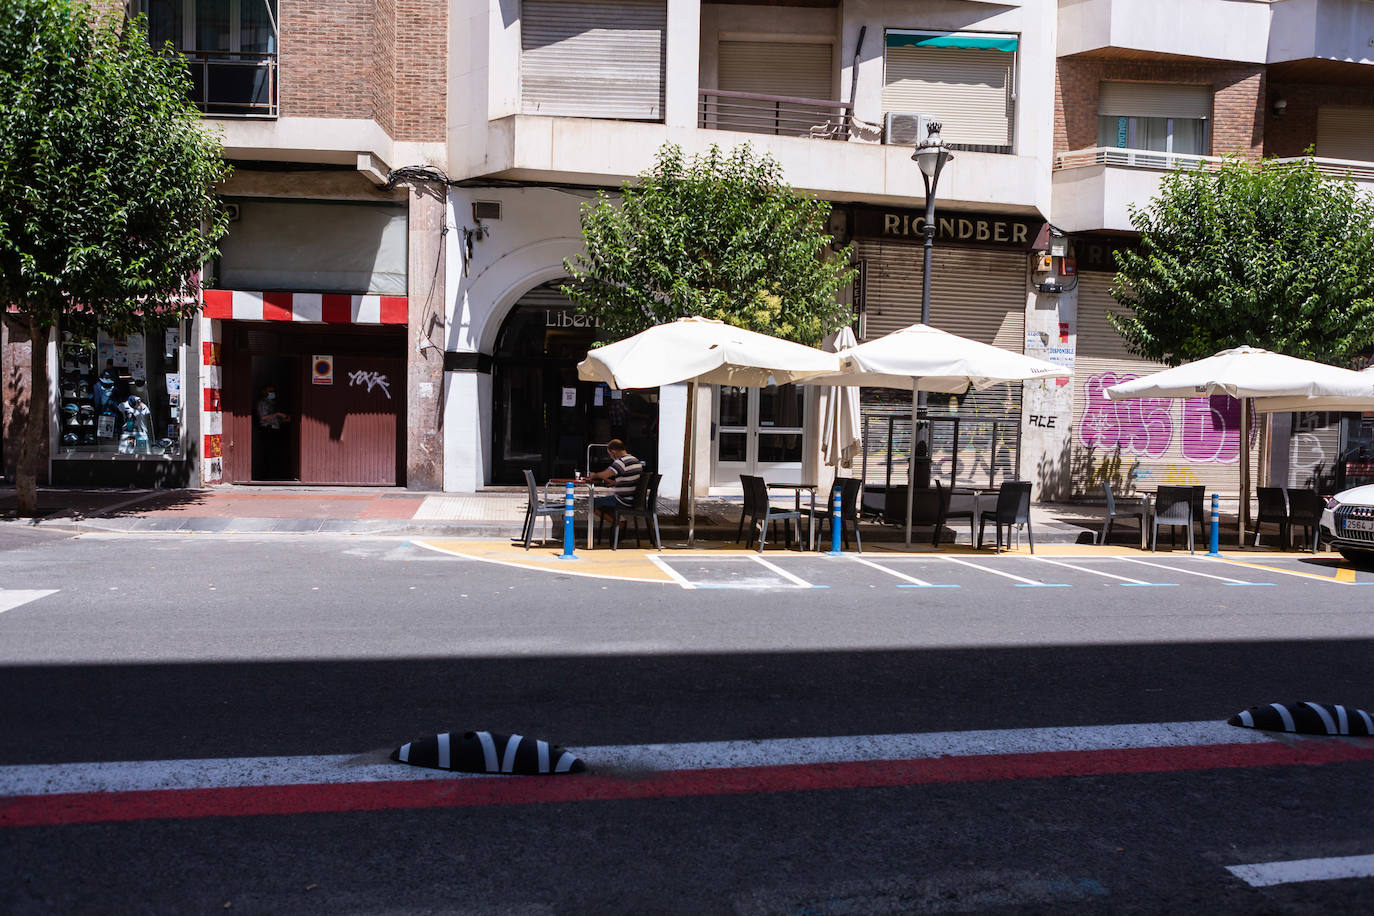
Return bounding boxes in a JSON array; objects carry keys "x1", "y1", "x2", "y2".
[{"x1": 266, "y1": 392, "x2": 276, "y2": 400}]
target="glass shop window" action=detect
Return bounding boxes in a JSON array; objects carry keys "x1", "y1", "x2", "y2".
[{"x1": 57, "y1": 323, "x2": 185, "y2": 458}]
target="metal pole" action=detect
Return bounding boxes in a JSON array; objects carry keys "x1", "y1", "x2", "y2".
[
  {"x1": 688, "y1": 378, "x2": 699, "y2": 547},
  {"x1": 905, "y1": 376, "x2": 920, "y2": 548},
  {"x1": 558, "y1": 481, "x2": 576, "y2": 560},
  {"x1": 918, "y1": 169, "x2": 935, "y2": 428}
]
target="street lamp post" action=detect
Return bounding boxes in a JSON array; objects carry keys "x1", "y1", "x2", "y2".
[{"x1": 911, "y1": 121, "x2": 953, "y2": 462}]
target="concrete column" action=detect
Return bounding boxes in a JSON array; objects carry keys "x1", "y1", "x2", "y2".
[
  {"x1": 406, "y1": 184, "x2": 447, "y2": 490},
  {"x1": 1021, "y1": 283, "x2": 1077, "y2": 501},
  {"x1": 664, "y1": 0, "x2": 702, "y2": 128}
]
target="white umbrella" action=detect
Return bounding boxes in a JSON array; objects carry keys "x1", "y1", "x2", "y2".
[
  {"x1": 577, "y1": 317, "x2": 842, "y2": 544},
  {"x1": 820, "y1": 326, "x2": 862, "y2": 469},
  {"x1": 1252, "y1": 366, "x2": 1374, "y2": 413},
  {"x1": 1105, "y1": 346, "x2": 1374, "y2": 543},
  {"x1": 804, "y1": 323, "x2": 1072, "y2": 546}
]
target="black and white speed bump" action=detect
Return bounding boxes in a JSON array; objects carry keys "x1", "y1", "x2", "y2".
[
  {"x1": 390, "y1": 731, "x2": 586, "y2": 774},
  {"x1": 1228, "y1": 702, "x2": 1374, "y2": 736}
]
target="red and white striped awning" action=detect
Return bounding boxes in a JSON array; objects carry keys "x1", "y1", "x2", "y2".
[{"x1": 202, "y1": 290, "x2": 407, "y2": 324}]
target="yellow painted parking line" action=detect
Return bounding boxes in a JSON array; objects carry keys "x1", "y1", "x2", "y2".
[
  {"x1": 1335, "y1": 566, "x2": 1358, "y2": 584},
  {"x1": 412, "y1": 540, "x2": 674, "y2": 584},
  {"x1": 1203, "y1": 555, "x2": 1354, "y2": 585}
]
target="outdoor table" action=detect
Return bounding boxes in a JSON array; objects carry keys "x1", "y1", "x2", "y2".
[
  {"x1": 767, "y1": 482, "x2": 818, "y2": 550},
  {"x1": 545, "y1": 478, "x2": 599, "y2": 549}
]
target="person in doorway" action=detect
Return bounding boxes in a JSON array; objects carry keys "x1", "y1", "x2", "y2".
[
  {"x1": 254, "y1": 385, "x2": 292, "y2": 480},
  {"x1": 588, "y1": 438, "x2": 642, "y2": 522}
]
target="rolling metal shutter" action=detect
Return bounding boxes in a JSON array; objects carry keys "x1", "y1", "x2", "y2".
[
  {"x1": 718, "y1": 41, "x2": 833, "y2": 101},
  {"x1": 1072, "y1": 274, "x2": 1257, "y2": 500},
  {"x1": 1316, "y1": 106, "x2": 1374, "y2": 161},
  {"x1": 881, "y1": 46, "x2": 1014, "y2": 149},
  {"x1": 521, "y1": 0, "x2": 666, "y2": 120},
  {"x1": 1097, "y1": 82, "x2": 1212, "y2": 119},
  {"x1": 855, "y1": 241, "x2": 1026, "y2": 488},
  {"x1": 1287, "y1": 412, "x2": 1343, "y2": 491}
]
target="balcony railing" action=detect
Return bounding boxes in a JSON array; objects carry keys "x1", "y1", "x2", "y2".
[
  {"x1": 184, "y1": 51, "x2": 278, "y2": 118},
  {"x1": 698, "y1": 89, "x2": 851, "y2": 141},
  {"x1": 1056, "y1": 147, "x2": 1374, "y2": 182}
]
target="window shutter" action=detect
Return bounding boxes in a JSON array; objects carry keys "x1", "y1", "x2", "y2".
[
  {"x1": 1317, "y1": 106, "x2": 1374, "y2": 161},
  {"x1": 1098, "y1": 82, "x2": 1211, "y2": 119},
  {"x1": 718, "y1": 41, "x2": 834, "y2": 102},
  {"x1": 882, "y1": 45, "x2": 1015, "y2": 149},
  {"x1": 521, "y1": 0, "x2": 666, "y2": 120}
]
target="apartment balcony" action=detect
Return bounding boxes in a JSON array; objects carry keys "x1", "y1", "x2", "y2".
[
  {"x1": 1270, "y1": 0, "x2": 1374, "y2": 69},
  {"x1": 697, "y1": 90, "x2": 852, "y2": 141},
  {"x1": 184, "y1": 51, "x2": 278, "y2": 119},
  {"x1": 1051, "y1": 147, "x2": 1374, "y2": 233},
  {"x1": 1058, "y1": 0, "x2": 1269, "y2": 63},
  {"x1": 481, "y1": 114, "x2": 1044, "y2": 213}
]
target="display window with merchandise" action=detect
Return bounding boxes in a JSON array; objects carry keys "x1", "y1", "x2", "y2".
[{"x1": 55, "y1": 321, "x2": 186, "y2": 461}]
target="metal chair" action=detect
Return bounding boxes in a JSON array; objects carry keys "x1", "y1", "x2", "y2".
[
  {"x1": 1099, "y1": 481, "x2": 1146, "y2": 548},
  {"x1": 808, "y1": 477, "x2": 863, "y2": 553},
  {"x1": 1285, "y1": 488, "x2": 1324, "y2": 553},
  {"x1": 1151, "y1": 485, "x2": 1195, "y2": 553},
  {"x1": 941, "y1": 483, "x2": 981, "y2": 547},
  {"x1": 607, "y1": 473, "x2": 662, "y2": 550},
  {"x1": 977, "y1": 481, "x2": 1033, "y2": 553},
  {"x1": 1254, "y1": 487, "x2": 1290, "y2": 548},
  {"x1": 521, "y1": 469, "x2": 562, "y2": 550},
  {"x1": 742, "y1": 475, "x2": 801, "y2": 552}
]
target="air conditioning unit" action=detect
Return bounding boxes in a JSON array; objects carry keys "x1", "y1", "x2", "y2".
[{"x1": 884, "y1": 111, "x2": 937, "y2": 146}]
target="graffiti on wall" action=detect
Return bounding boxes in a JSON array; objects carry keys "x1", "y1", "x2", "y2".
[{"x1": 1079, "y1": 371, "x2": 1245, "y2": 464}]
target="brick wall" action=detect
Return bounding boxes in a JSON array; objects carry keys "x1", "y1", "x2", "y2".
[
  {"x1": 280, "y1": 1, "x2": 378, "y2": 122},
  {"x1": 1056, "y1": 57, "x2": 1266, "y2": 157},
  {"x1": 1265, "y1": 83, "x2": 1374, "y2": 158},
  {"x1": 278, "y1": 1, "x2": 446, "y2": 144},
  {"x1": 393, "y1": 0, "x2": 447, "y2": 142}
]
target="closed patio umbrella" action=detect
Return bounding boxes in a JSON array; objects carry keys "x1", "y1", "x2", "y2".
[
  {"x1": 577, "y1": 317, "x2": 842, "y2": 544},
  {"x1": 1105, "y1": 346, "x2": 1374, "y2": 543},
  {"x1": 820, "y1": 326, "x2": 862, "y2": 469},
  {"x1": 804, "y1": 323, "x2": 1072, "y2": 546}
]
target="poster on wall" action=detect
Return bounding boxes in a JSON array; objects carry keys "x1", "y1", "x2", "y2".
[
  {"x1": 312, "y1": 355, "x2": 334, "y2": 385},
  {"x1": 165, "y1": 373, "x2": 181, "y2": 408}
]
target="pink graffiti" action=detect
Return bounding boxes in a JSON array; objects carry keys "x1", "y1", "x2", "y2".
[
  {"x1": 1078, "y1": 372, "x2": 1173, "y2": 458},
  {"x1": 1181, "y1": 395, "x2": 1243, "y2": 463}
]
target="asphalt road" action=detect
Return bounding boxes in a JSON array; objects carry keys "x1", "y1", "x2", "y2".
[{"x1": 1, "y1": 529, "x2": 1371, "y2": 913}]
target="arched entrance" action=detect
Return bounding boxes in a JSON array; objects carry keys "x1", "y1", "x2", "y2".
[{"x1": 490, "y1": 283, "x2": 659, "y2": 485}]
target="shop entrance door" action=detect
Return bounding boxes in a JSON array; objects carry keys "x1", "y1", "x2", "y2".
[{"x1": 713, "y1": 384, "x2": 805, "y2": 485}]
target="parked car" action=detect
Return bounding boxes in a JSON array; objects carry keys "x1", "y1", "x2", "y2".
[{"x1": 1323, "y1": 484, "x2": 1374, "y2": 566}]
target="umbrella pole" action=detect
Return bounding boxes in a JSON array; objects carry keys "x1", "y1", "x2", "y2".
[
  {"x1": 1238, "y1": 397, "x2": 1249, "y2": 548},
  {"x1": 688, "y1": 378, "x2": 698, "y2": 547},
  {"x1": 905, "y1": 378, "x2": 919, "y2": 548}
]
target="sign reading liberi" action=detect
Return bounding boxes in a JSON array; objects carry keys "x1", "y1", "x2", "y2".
[{"x1": 852, "y1": 207, "x2": 1040, "y2": 249}]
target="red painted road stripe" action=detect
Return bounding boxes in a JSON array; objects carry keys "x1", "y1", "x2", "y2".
[{"x1": 4, "y1": 739, "x2": 1372, "y2": 829}]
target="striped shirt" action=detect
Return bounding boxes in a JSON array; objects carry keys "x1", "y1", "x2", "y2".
[{"x1": 609, "y1": 454, "x2": 643, "y2": 506}]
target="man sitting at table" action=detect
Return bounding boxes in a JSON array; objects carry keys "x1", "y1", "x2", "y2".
[{"x1": 588, "y1": 439, "x2": 643, "y2": 523}]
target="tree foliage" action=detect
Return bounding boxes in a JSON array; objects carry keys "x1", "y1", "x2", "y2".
[
  {"x1": 0, "y1": 0, "x2": 230, "y2": 513},
  {"x1": 0, "y1": 0, "x2": 230, "y2": 330},
  {"x1": 1109, "y1": 155, "x2": 1374, "y2": 366},
  {"x1": 562, "y1": 143, "x2": 856, "y2": 346}
]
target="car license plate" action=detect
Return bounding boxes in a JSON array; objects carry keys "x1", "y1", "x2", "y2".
[{"x1": 1344, "y1": 518, "x2": 1374, "y2": 532}]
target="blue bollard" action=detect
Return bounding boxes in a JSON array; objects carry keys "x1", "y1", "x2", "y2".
[
  {"x1": 559, "y1": 481, "x2": 577, "y2": 560},
  {"x1": 827, "y1": 484, "x2": 843, "y2": 555},
  {"x1": 1207, "y1": 492, "x2": 1221, "y2": 556}
]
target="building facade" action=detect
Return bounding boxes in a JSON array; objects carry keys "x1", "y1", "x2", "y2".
[{"x1": 3, "y1": 0, "x2": 1372, "y2": 500}]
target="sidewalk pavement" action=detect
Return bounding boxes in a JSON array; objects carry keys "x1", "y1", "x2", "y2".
[{"x1": 0, "y1": 483, "x2": 1237, "y2": 548}]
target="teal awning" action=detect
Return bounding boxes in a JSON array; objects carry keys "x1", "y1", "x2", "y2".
[{"x1": 885, "y1": 32, "x2": 1018, "y2": 53}]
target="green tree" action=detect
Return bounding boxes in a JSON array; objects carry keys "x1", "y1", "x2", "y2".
[
  {"x1": 0, "y1": 0, "x2": 229, "y2": 515},
  {"x1": 1110, "y1": 154, "x2": 1374, "y2": 365},
  {"x1": 562, "y1": 143, "x2": 856, "y2": 346}
]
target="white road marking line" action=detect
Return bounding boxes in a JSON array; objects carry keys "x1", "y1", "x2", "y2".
[
  {"x1": 0, "y1": 589, "x2": 58, "y2": 615},
  {"x1": 1109, "y1": 556, "x2": 1265, "y2": 585},
  {"x1": 940, "y1": 555, "x2": 1069, "y2": 587},
  {"x1": 1226, "y1": 854, "x2": 1374, "y2": 887},
  {"x1": 0, "y1": 720, "x2": 1277, "y2": 797},
  {"x1": 647, "y1": 554, "x2": 696, "y2": 589},
  {"x1": 1031, "y1": 556, "x2": 1167, "y2": 586},
  {"x1": 845, "y1": 555, "x2": 958, "y2": 588},
  {"x1": 750, "y1": 556, "x2": 815, "y2": 588}
]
